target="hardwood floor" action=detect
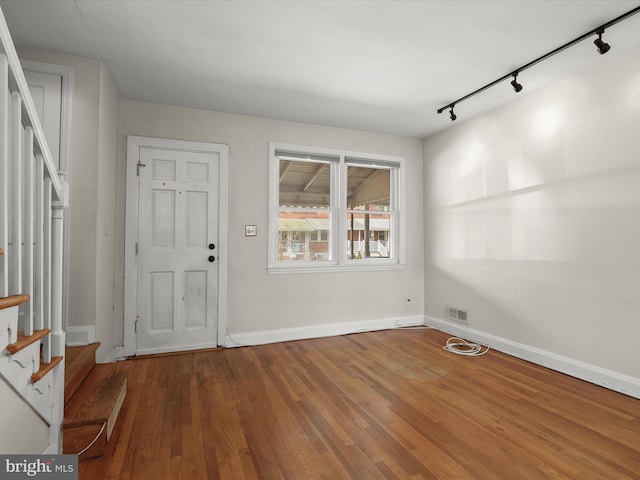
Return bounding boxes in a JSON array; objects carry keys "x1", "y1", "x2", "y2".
[{"x1": 79, "y1": 328, "x2": 640, "y2": 479}]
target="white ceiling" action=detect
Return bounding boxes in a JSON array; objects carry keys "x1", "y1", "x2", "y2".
[{"x1": 1, "y1": 0, "x2": 639, "y2": 138}]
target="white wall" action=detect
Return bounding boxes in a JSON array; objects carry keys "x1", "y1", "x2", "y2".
[
  {"x1": 0, "y1": 380, "x2": 48, "y2": 453},
  {"x1": 17, "y1": 48, "x2": 99, "y2": 333},
  {"x1": 116, "y1": 101, "x2": 424, "y2": 343},
  {"x1": 95, "y1": 63, "x2": 120, "y2": 361},
  {"x1": 423, "y1": 47, "x2": 640, "y2": 380}
]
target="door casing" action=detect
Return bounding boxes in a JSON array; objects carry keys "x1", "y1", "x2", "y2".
[{"x1": 124, "y1": 136, "x2": 229, "y2": 357}]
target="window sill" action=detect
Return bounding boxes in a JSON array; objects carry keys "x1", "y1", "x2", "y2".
[{"x1": 268, "y1": 262, "x2": 405, "y2": 275}]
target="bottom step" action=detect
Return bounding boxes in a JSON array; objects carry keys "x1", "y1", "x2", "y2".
[{"x1": 63, "y1": 362, "x2": 129, "y2": 459}]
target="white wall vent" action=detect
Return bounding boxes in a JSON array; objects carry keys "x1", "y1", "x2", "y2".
[{"x1": 446, "y1": 306, "x2": 468, "y2": 324}]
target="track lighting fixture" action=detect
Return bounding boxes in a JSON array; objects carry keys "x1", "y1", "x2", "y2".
[
  {"x1": 510, "y1": 73, "x2": 523, "y2": 93},
  {"x1": 594, "y1": 29, "x2": 611, "y2": 54},
  {"x1": 436, "y1": 5, "x2": 639, "y2": 122}
]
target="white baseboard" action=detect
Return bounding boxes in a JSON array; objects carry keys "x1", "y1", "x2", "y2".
[
  {"x1": 135, "y1": 342, "x2": 218, "y2": 357},
  {"x1": 103, "y1": 345, "x2": 126, "y2": 363},
  {"x1": 424, "y1": 315, "x2": 640, "y2": 400},
  {"x1": 224, "y1": 315, "x2": 424, "y2": 348},
  {"x1": 64, "y1": 326, "x2": 95, "y2": 346}
]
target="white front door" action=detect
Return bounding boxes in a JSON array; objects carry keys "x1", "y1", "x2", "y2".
[{"x1": 135, "y1": 146, "x2": 220, "y2": 355}]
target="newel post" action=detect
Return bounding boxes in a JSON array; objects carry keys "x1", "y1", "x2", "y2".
[{"x1": 51, "y1": 178, "x2": 69, "y2": 358}]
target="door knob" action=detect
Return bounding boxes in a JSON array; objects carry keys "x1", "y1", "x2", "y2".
[
  {"x1": 209, "y1": 243, "x2": 215, "y2": 250},
  {"x1": 208, "y1": 255, "x2": 215, "y2": 262}
]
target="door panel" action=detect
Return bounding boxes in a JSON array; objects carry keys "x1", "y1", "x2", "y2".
[
  {"x1": 186, "y1": 191, "x2": 208, "y2": 245},
  {"x1": 136, "y1": 147, "x2": 219, "y2": 354},
  {"x1": 150, "y1": 272, "x2": 174, "y2": 331},
  {"x1": 184, "y1": 270, "x2": 207, "y2": 329},
  {"x1": 151, "y1": 189, "x2": 176, "y2": 247}
]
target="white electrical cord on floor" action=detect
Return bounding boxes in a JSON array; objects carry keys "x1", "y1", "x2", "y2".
[
  {"x1": 443, "y1": 337, "x2": 490, "y2": 356},
  {"x1": 75, "y1": 422, "x2": 106, "y2": 456}
]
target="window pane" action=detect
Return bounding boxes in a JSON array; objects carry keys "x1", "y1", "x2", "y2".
[
  {"x1": 347, "y1": 166, "x2": 390, "y2": 210},
  {"x1": 279, "y1": 159, "x2": 331, "y2": 208},
  {"x1": 270, "y1": 143, "x2": 402, "y2": 271},
  {"x1": 278, "y1": 210, "x2": 331, "y2": 261},
  {"x1": 346, "y1": 213, "x2": 391, "y2": 259}
]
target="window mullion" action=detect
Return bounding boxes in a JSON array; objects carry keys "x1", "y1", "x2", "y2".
[
  {"x1": 336, "y1": 156, "x2": 346, "y2": 265},
  {"x1": 269, "y1": 141, "x2": 403, "y2": 272}
]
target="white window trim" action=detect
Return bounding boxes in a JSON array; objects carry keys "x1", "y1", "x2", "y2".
[{"x1": 268, "y1": 142, "x2": 406, "y2": 274}]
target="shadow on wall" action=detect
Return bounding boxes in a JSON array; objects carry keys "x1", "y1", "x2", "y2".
[{"x1": 424, "y1": 63, "x2": 640, "y2": 376}]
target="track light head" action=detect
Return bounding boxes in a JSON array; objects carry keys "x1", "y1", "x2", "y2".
[
  {"x1": 594, "y1": 29, "x2": 611, "y2": 54},
  {"x1": 437, "y1": 105, "x2": 457, "y2": 121},
  {"x1": 510, "y1": 73, "x2": 523, "y2": 93}
]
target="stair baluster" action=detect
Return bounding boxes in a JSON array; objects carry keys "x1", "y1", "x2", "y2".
[
  {"x1": 23, "y1": 126, "x2": 35, "y2": 337},
  {"x1": 0, "y1": 54, "x2": 8, "y2": 298}
]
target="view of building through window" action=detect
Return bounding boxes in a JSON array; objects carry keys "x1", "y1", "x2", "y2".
[
  {"x1": 277, "y1": 159, "x2": 392, "y2": 261},
  {"x1": 278, "y1": 157, "x2": 333, "y2": 261},
  {"x1": 278, "y1": 211, "x2": 331, "y2": 261},
  {"x1": 271, "y1": 144, "x2": 402, "y2": 269},
  {"x1": 346, "y1": 164, "x2": 390, "y2": 259}
]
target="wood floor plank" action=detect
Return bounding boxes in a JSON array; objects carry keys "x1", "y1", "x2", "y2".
[{"x1": 78, "y1": 328, "x2": 640, "y2": 480}]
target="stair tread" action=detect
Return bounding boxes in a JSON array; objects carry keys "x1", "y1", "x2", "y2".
[
  {"x1": 63, "y1": 362, "x2": 129, "y2": 459},
  {"x1": 64, "y1": 362, "x2": 129, "y2": 425},
  {"x1": 31, "y1": 355, "x2": 64, "y2": 382},
  {"x1": 6, "y1": 328, "x2": 50, "y2": 354},
  {"x1": 64, "y1": 343, "x2": 100, "y2": 404},
  {"x1": 65, "y1": 343, "x2": 100, "y2": 367},
  {"x1": 0, "y1": 294, "x2": 30, "y2": 311}
]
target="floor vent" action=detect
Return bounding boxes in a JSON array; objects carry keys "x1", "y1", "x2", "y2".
[{"x1": 446, "y1": 306, "x2": 468, "y2": 324}]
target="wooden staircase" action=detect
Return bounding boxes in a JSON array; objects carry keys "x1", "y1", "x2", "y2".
[
  {"x1": 1, "y1": 293, "x2": 62, "y2": 423},
  {"x1": 0, "y1": 12, "x2": 71, "y2": 453},
  {"x1": 63, "y1": 343, "x2": 129, "y2": 460}
]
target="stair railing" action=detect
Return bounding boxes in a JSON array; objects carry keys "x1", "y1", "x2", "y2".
[{"x1": 0, "y1": 9, "x2": 66, "y2": 374}]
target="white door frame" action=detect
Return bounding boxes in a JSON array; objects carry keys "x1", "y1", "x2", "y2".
[{"x1": 124, "y1": 136, "x2": 229, "y2": 357}]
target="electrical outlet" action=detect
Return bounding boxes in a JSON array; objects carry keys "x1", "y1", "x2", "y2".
[{"x1": 404, "y1": 297, "x2": 412, "y2": 306}]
